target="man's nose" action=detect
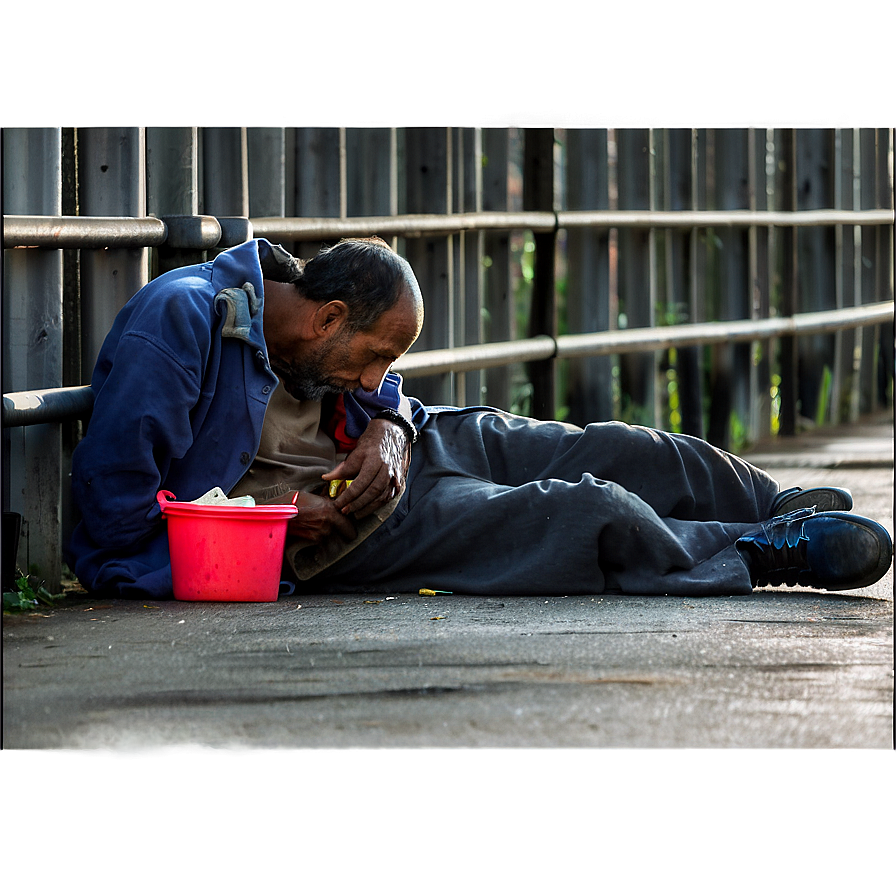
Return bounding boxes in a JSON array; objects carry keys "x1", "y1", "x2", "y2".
[{"x1": 359, "y1": 361, "x2": 391, "y2": 393}]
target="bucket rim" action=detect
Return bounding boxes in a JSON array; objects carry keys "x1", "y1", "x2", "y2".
[
  {"x1": 157, "y1": 490, "x2": 297, "y2": 519},
  {"x1": 161, "y1": 503, "x2": 298, "y2": 519}
]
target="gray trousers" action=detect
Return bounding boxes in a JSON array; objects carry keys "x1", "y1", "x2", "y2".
[{"x1": 313, "y1": 409, "x2": 781, "y2": 596}]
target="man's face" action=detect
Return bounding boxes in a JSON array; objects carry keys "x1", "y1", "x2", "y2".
[
  {"x1": 269, "y1": 331, "x2": 364, "y2": 401},
  {"x1": 270, "y1": 293, "x2": 420, "y2": 401}
]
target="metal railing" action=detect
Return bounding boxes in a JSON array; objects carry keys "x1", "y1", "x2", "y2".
[
  {"x1": 394, "y1": 302, "x2": 896, "y2": 377},
  {"x1": 3, "y1": 207, "x2": 894, "y2": 429},
  {"x1": 253, "y1": 209, "x2": 896, "y2": 239},
  {"x1": 2, "y1": 385, "x2": 95, "y2": 428},
  {"x1": 4, "y1": 302, "x2": 893, "y2": 426},
  {"x1": 5, "y1": 208, "x2": 894, "y2": 248}
]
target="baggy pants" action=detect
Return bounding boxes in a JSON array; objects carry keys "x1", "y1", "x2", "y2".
[{"x1": 313, "y1": 409, "x2": 781, "y2": 596}]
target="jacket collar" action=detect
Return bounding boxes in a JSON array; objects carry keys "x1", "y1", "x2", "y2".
[{"x1": 210, "y1": 239, "x2": 301, "y2": 348}]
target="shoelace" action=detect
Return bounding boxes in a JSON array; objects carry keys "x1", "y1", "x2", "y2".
[{"x1": 739, "y1": 507, "x2": 814, "y2": 586}]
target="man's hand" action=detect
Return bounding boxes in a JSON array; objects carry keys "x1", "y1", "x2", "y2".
[
  {"x1": 280, "y1": 491, "x2": 358, "y2": 544},
  {"x1": 323, "y1": 418, "x2": 411, "y2": 518}
]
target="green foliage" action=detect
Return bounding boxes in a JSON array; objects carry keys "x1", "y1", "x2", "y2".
[
  {"x1": 728, "y1": 411, "x2": 749, "y2": 455},
  {"x1": 665, "y1": 349, "x2": 682, "y2": 433},
  {"x1": 770, "y1": 373, "x2": 782, "y2": 436},
  {"x1": 815, "y1": 365, "x2": 832, "y2": 427},
  {"x1": 658, "y1": 302, "x2": 689, "y2": 328},
  {"x1": 520, "y1": 239, "x2": 535, "y2": 284},
  {"x1": 3, "y1": 572, "x2": 65, "y2": 614},
  {"x1": 510, "y1": 380, "x2": 534, "y2": 418},
  {"x1": 511, "y1": 233, "x2": 535, "y2": 338},
  {"x1": 619, "y1": 395, "x2": 655, "y2": 428}
]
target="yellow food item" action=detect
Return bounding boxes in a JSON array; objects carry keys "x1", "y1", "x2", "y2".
[{"x1": 328, "y1": 479, "x2": 354, "y2": 498}]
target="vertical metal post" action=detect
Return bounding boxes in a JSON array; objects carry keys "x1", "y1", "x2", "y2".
[
  {"x1": 565, "y1": 128, "x2": 612, "y2": 424},
  {"x1": 858, "y1": 128, "x2": 879, "y2": 415},
  {"x1": 666, "y1": 128, "x2": 703, "y2": 438},
  {"x1": 403, "y1": 127, "x2": 454, "y2": 406},
  {"x1": 686, "y1": 129, "x2": 708, "y2": 439},
  {"x1": 709, "y1": 127, "x2": 751, "y2": 449},
  {"x1": 248, "y1": 127, "x2": 286, "y2": 217},
  {"x1": 615, "y1": 128, "x2": 655, "y2": 427},
  {"x1": 523, "y1": 127, "x2": 557, "y2": 420},
  {"x1": 147, "y1": 127, "x2": 198, "y2": 216},
  {"x1": 346, "y1": 128, "x2": 394, "y2": 217},
  {"x1": 452, "y1": 127, "x2": 485, "y2": 406},
  {"x1": 703, "y1": 128, "x2": 726, "y2": 447},
  {"x1": 874, "y1": 127, "x2": 894, "y2": 406},
  {"x1": 283, "y1": 129, "x2": 297, "y2": 220},
  {"x1": 2, "y1": 127, "x2": 64, "y2": 588},
  {"x1": 147, "y1": 127, "x2": 200, "y2": 273},
  {"x1": 796, "y1": 129, "x2": 837, "y2": 425},
  {"x1": 201, "y1": 127, "x2": 249, "y2": 217},
  {"x1": 777, "y1": 129, "x2": 799, "y2": 437},
  {"x1": 670, "y1": 129, "x2": 697, "y2": 434},
  {"x1": 848, "y1": 129, "x2": 863, "y2": 421},
  {"x1": 78, "y1": 128, "x2": 148, "y2": 384},
  {"x1": 482, "y1": 128, "x2": 512, "y2": 411},
  {"x1": 60, "y1": 128, "x2": 81, "y2": 391},
  {"x1": 648, "y1": 129, "x2": 663, "y2": 427},
  {"x1": 60, "y1": 128, "x2": 82, "y2": 564},
  {"x1": 293, "y1": 127, "x2": 342, "y2": 259},
  {"x1": 201, "y1": 127, "x2": 250, "y2": 258},
  {"x1": 450, "y1": 130, "x2": 467, "y2": 404},
  {"x1": 833, "y1": 128, "x2": 858, "y2": 422},
  {"x1": 748, "y1": 127, "x2": 772, "y2": 440}
]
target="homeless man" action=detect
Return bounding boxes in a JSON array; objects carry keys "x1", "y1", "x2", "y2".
[{"x1": 67, "y1": 237, "x2": 893, "y2": 600}]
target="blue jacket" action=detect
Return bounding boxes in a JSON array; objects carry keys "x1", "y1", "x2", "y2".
[{"x1": 67, "y1": 239, "x2": 424, "y2": 598}]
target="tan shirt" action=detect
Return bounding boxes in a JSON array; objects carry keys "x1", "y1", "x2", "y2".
[
  {"x1": 231, "y1": 381, "x2": 401, "y2": 581},
  {"x1": 232, "y1": 382, "x2": 342, "y2": 503}
]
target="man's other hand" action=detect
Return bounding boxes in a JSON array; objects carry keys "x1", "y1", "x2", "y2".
[
  {"x1": 281, "y1": 491, "x2": 358, "y2": 543},
  {"x1": 323, "y1": 418, "x2": 411, "y2": 518}
]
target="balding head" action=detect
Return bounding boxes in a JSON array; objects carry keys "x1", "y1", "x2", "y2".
[{"x1": 296, "y1": 237, "x2": 423, "y2": 336}]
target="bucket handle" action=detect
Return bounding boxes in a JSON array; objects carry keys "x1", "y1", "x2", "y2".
[{"x1": 156, "y1": 490, "x2": 178, "y2": 512}]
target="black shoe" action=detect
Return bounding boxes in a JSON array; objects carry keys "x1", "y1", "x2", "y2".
[
  {"x1": 737, "y1": 508, "x2": 893, "y2": 590},
  {"x1": 769, "y1": 486, "x2": 853, "y2": 517}
]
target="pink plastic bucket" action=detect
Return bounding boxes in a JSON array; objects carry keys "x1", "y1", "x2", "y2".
[{"x1": 157, "y1": 490, "x2": 298, "y2": 602}]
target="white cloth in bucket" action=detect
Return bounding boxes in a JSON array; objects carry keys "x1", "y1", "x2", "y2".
[{"x1": 190, "y1": 487, "x2": 256, "y2": 507}]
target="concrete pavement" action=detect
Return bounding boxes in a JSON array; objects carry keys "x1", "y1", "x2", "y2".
[{"x1": 3, "y1": 415, "x2": 893, "y2": 749}]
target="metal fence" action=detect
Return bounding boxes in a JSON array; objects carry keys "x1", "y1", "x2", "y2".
[{"x1": 3, "y1": 127, "x2": 894, "y2": 589}]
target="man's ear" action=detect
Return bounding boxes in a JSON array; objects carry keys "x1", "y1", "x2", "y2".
[{"x1": 313, "y1": 301, "x2": 349, "y2": 336}]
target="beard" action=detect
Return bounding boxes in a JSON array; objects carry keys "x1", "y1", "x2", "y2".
[{"x1": 268, "y1": 336, "x2": 356, "y2": 402}]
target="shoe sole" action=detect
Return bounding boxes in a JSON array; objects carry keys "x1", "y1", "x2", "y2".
[{"x1": 772, "y1": 487, "x2": 853, "y2": 516}]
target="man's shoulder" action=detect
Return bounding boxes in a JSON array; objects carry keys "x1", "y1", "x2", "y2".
[
  {"x1": 101, "y1": 262, "x2": 219, "y2": 365},
  {"x1": 120, "y1": 262, "x2": 214, "y2": 321},
  {"x1": 148, "y1": 262, "x2": 214, "y2": 296}
]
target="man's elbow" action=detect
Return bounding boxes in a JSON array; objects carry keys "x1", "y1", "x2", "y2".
[{"x1": 72, "y1": 474, "x2": 162, "y2": 550}]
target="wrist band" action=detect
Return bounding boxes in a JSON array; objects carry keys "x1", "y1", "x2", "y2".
[{"x1": 374, "y1": 408, "x2": 418, "y2": 444}]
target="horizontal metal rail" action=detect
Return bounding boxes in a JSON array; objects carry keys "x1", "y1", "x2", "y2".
[
  {"x1": 4, "y1": 208, "x2": 894, "y2": 248},
  {"x1": 2, "y1": 385, "x2": 95, "y2": 427},
  {"x1": 254, "y1": 209, "x2": 896, "y2": 241},
  {"x1": 4, "y1": 303, "x2": 892, "y2": 427},
  {"x1": 557, "y1": 208, "x2": 895, "y2": 229},
  {"x1": 3, "y1": 216, "x2": 169, "y2": 249},
  {"x1": 394, "y1": 301, "x2": 894, "y2": 376},
  {"x1": 251, "y1": 212, "x2": 558, "y2": 240},
  {"x1": 554, "y1": 301, "x2": 896, "y2": 360}
]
